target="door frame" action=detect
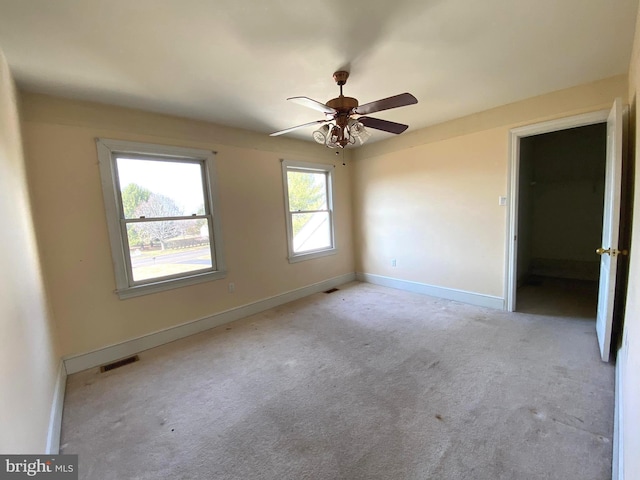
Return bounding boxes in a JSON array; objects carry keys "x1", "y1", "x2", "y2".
[{"x1": 504, "y1": 109, "x2": 610, "y2": 311}]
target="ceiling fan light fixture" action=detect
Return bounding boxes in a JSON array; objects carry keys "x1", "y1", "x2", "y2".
[
  {"x1": 270, "y1": 71, "x2": 417, "y2": 148},
  {"x1": 326, "y1": 125, "x2": 341, "y2": 148},
  {"x1": 348, "y1": 119, "x2": 371, "y2": 145},
  {"x1": 312, "y1": 124, "x2": 329, "y2": 144},
  {"x1": 357, "y1": 128, "x2": 371, "y2": 145}
]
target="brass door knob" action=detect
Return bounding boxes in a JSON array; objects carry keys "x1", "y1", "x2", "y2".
[{"x1": 596, "y1": 247, "x2": 629, "y2": 256}]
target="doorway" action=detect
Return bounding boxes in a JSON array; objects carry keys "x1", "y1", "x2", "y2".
[
  {"x1": 515, "y1": 123, "x2": 607, "y2": 316},
  {"x1": 507, "y1": 102, "x2": 629, "y2": 361},
  {"x1": 504, "y1": 109, "x2": 610, "y2": 313}
]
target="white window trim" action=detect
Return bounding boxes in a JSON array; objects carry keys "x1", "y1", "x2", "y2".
[
  {"x1": 96, "y1": 138, "x2": 226, "y2": 299},
  {"x1": 281, "y1": 159, "x2": 336, "y2": 263}
]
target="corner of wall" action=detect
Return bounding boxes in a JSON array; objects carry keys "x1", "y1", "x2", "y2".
[{"x1": 0, "y1": 48, "x2": 62, "y2": 454}]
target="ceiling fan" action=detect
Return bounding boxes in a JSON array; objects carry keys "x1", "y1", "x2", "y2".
[{"x1": 270, "y1": 71, "x2": 418, "y2": 148}]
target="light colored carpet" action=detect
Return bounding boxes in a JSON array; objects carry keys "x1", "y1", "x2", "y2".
[{"x1": 61, "y1": 281, "x2": 614, "y2": 479}]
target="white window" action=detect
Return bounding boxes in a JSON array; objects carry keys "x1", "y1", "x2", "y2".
[
  {"x1": 97, "y1": 139, "x2": 226, "y2": 299},
  {"x1": 282, "y1": 160, "x2": 336, "y2": 262}
]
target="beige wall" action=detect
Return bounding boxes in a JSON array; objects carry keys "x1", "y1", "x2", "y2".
[
  {"x1": 0, "y1": 51, "x2": 59, "y2": 452},
  {"x1": 352, "y1": 75, "x2": 627, "y2": 298},
  {"x1": 353, "y1": 127, "x2": 508, "y2": 296},
  {"x1": 20, "y1": 94, "x2": 355, "y2": 357},
  {"x1": 621, "y1": 4, "x2": 640, "y2": 478}
]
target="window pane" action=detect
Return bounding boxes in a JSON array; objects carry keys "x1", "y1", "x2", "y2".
[
  {"x1": 291, "y1": 212, "x2": 331, "y2": 253},
  {"x1": 127, "y1": 218, "x2": 212, "y2": 282},
  {"x1": 287, "y1": 171, "x2": 327, "y2": 212},
  {"x1": 117, "y1": 158, "x2": 205, "y2": 219}
]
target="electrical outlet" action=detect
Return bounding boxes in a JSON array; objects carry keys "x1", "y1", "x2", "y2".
[
  {"x1": 228, "y1": 282, "x2": 235, "y2": 293},
  {"x1": 391, "y1": 259, "x2": 397, "y2": 267}
]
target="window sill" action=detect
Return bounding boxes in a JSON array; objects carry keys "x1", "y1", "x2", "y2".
[
  {"x1": 288, "y1": 248, "x2": 337, "y2": 264},
  {"x1": 116, "y1": 270, "x2": 227, "y2": 299}
]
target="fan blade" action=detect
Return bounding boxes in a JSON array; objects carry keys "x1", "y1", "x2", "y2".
[
  {"x1": 270, "y1": 119, "x2": 328, "y2": 137},
  {"x1": 359, "y1": 116, "x2": 409, "y2": 134},
  {"x1": 354, "y1": 93, "x2": 417, "y2": 116},
  {"x1": 288, "y1": 96, "x2": 337, "y2": 115}
]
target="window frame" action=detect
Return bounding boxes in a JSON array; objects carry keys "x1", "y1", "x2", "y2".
[
  {"x1": 96, "y1": 138, "x2": 226, "y2": 299},
  {"x1": 281, "y1": 159, "x2": 336, "y2": 263}
]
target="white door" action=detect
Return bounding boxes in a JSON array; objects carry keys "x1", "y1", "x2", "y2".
[{"x1": 595, "y1": 98, "x2": 624, "y2": 362}]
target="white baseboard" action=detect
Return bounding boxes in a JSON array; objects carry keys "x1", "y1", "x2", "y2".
[
  {"x1": 46, "y1": 360, "x2": 67, "y2": 454},
  {"x1": 613, "y1": 347, "x2": 625, "y2": 480},
  {"x1": 63, "y1": 273, "x2": 356, "y2": 374},
  {"x1": 356, "y1": 272, "x2": 504, "y2": 310}
]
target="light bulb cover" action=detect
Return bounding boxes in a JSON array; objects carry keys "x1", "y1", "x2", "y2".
[
  {"x1": 312, "y1": 124, "x2": 329, "y2": 144},
  {"x1": 349, "y1": 119, "x2": 370, "y2": 145}
]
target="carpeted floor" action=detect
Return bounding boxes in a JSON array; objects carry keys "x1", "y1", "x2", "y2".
[
  {"x1": 60, "y1": 281, "x2": 614, "y2": 480},
  {"x1": 517, "y1": 276, "x2": 599, "y2": 317}
]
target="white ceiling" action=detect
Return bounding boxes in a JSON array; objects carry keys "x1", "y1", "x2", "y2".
[{"x1": 0, "y1": 0, "x2": 637, "y2": 143}]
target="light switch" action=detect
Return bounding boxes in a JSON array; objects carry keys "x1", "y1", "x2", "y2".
[{"x1": 498, "y1": 196, "x2": 507, "y2": 206}]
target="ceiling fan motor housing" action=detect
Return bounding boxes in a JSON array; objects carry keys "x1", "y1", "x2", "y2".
[{"x1": 326, "y1": 96, "x2": 358, "y2": 112}]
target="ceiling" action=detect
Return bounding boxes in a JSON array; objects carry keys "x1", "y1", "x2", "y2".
[{"x1": 0, "y1": 0, "x2": 637, "y2": 144}]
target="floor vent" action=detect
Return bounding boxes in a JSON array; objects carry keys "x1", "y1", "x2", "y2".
[
  {"x1": 100, "y1": 355, "x2": 140, "y2": 373},
  {"x1": 324, "y1": 288, "x2": 339, "y2": 294}
]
